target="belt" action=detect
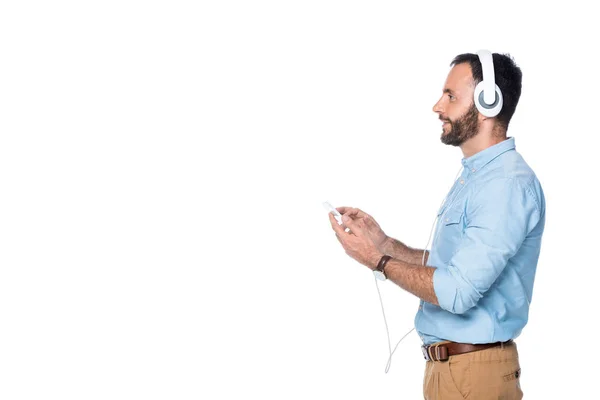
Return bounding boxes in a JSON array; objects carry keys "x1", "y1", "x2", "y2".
[{"x1": 421, "y1": 339, "x2": 513, "y2": 362}]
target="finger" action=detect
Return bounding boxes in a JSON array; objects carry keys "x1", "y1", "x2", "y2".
[
  {"x1": 329, "y1": 213, "x2": 344, "y2": 234},
  {"x1": 335, "y1": 214, "x2": 351, "y2": 231},
  {"x1": 336, "y1": 215, "x2": 354, "y2": 233},
  {"x1": 330, "y1": 213, "x2": 352, "y2": 236},
  {"x1": 363, "y1": 215, "x2": 377, "y2": 226},
  {"x1": 341, "y1": 214, "x2": 363, "y2": 236},
  {"x1": 342, "y1": 208, "x2": 369, "y2": 220},
  {"x1": 328, "y1": 211, "x2": 346, "y2": 228},
  {"x1": 355, "y1": 208, "x2": 372, "y2": 219},
  {"x1": 336, "y1": 206, "x2": 354, "y2": 215}
]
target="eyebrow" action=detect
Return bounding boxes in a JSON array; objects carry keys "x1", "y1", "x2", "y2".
[{"x1": 443, "y1": 88, "x2": 456, "y2": 95}]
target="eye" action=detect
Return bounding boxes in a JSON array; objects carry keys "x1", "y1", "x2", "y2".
[{"x1": 448, "y1": 94, "x2": 455, "y2": 101}]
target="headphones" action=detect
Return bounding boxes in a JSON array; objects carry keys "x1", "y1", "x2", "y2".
[{"x1": 474, "y1": 49, "x2": 503, "y2": 117}]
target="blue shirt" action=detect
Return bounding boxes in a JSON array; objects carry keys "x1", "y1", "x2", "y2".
[{"x1": 415, "y1": 137, "x2": 546, "y2": 345}]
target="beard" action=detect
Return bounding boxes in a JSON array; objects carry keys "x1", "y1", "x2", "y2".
[{"x1": 440, "y1": 104, "x2": 480, "y2": 146}]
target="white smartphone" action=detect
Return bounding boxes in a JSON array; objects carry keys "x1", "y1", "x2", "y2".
[{"x1": 322, "y1": 201, "x2": 350, "y2": 232}]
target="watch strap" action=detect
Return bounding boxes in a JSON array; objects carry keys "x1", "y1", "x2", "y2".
[{"x1": 375, "y1": 255, "x2": 392, "y2": 278}]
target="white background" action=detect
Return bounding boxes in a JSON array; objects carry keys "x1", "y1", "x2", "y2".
[{"x1": 1, "y1": 1, "x2": 598, "y2": 398}]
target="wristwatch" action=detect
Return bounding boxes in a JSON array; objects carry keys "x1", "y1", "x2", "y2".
[{"x1": 373, "y1": 255, "x2": 392, "y2": 281}]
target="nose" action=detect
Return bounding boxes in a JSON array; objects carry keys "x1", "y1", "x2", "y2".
[{"x1": 432, "y1": 95, "x2": 444, "y2": 115}]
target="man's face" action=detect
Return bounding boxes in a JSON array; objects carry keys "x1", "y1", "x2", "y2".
[{"x1": 432, "y1": 63, "x2": 480, "y2": 146}]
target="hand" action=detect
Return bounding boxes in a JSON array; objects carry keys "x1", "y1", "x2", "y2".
[
  {"x1": 328, "y1": 211, "x2": 384, "y2": 270},
  {"x1": 336, "y1": 207, "x2": 389, "y2": 252}
]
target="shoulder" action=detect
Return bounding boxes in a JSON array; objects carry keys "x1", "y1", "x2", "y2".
[
  {"x1": 502, "y1": 151, "x2": 545, "y2": 215},
  {"x1": 469, "y1": 151, "x2": 545, "y2": 215}
]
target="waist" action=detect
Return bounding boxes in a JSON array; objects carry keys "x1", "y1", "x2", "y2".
[
  {"x1": 416, "y1": 299, "x2": 530, "y2": 345},
  {"x1": 421, "y1": 339, "x2": 513, "y2": 362}
]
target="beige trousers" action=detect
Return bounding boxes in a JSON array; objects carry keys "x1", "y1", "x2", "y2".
[{"x1": 423, "y1": 340, "x2": 523, "y2": 399}]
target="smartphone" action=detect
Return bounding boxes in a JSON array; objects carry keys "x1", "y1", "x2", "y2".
[{"x1": 322, "y1": 201, "x2": 350, "y2": 232}]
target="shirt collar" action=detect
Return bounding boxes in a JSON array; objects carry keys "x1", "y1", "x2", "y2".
[{"x1": 461, "y1": 136, "x2": 516, "y2": 172}]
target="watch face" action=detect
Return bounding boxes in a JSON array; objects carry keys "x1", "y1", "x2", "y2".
[{"x1": 373, "y1": 270, "x2": 386, "y2": 281}]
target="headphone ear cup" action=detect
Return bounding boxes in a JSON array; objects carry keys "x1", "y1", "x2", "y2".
[{"x1": 474, "y1": 81, "x2": 503, "y2": 118}]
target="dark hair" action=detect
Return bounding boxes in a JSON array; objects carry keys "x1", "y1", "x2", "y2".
[{"x1": 450, "y1": 52, "x2": 522, "y2": 131}]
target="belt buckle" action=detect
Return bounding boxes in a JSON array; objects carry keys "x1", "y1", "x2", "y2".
[{"x1": 421, "y1": 345, "x2": 430, "y2": 361}]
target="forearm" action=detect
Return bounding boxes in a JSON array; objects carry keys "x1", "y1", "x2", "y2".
[
  {"x1": 383, "y1": 258, "x2": 439, "y2": 306},
  {"x1": 380, "y1": 237, "x2": 429, "y2": 266}
]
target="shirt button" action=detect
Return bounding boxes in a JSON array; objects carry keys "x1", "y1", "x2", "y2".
[
  {"x1": 460, "y1": 179, "x2": 465, "y2": 184},
  {"x1": 471, "y1": 168, "x2": 476, "y2": 173},
  {"x1": 445, "y1": 218, "x2": 449, "y2": 221}
]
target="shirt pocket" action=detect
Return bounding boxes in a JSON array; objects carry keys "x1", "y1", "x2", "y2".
[
  {"x1": 442, "y1": 207, "x2": 464, "y2": 226},
  {"x1": 436, "y1": 207, "x2": 465, "y2": 263}
]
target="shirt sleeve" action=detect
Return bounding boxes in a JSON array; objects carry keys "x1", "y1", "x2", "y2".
[{"x1": 433, "y1": 177, "x2": 541, "y2": 314}]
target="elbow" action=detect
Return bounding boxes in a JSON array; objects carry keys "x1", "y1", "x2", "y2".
[
  {"x1": 447, "y1": 289, "x2": 481, "y2": 314},
  {"x1": 434, "y1": 267, "x2": 482, "y2": 314}
]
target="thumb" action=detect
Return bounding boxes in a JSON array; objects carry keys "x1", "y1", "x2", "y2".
[{"x1": 342, "y1": 214, "x2": 360, "y2": 233}]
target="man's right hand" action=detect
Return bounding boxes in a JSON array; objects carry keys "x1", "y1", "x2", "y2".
[{"x1": 336, "y1": 207, "x2": 389, "y2": 252}]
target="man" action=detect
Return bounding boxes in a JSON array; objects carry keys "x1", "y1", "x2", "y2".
[{"x1": 328, "y1": 51, "x2": 545, "y2": 399}]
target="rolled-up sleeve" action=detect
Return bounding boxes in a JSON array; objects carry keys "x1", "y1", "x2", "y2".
[{"x1": 434, "y1": 178, "x2": 541, "y2": 314}]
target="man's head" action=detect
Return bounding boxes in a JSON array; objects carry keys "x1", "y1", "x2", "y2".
[{"x1": 433, "y1": 52, "x2": 523, "y2": 147}]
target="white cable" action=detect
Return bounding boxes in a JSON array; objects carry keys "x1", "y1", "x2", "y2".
[
  {"x1": 422, "y1": 165, "x2": 467, "y2": 264},
  {"x1": 375, "y1": 165, "x2": 464, "y2": 373}
]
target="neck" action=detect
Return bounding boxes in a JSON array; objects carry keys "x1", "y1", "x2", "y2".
[{"x1": 460, "y1": 122, "x2": 507, "y2": 158}]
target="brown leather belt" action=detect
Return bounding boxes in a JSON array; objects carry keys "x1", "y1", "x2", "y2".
[{"x1": 421, "y1": 340, "x2": 513, "y2": 362}]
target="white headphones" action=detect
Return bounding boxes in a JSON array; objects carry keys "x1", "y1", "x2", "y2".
[{"x1": 474, "y1": 49, "x2": 503, "y2": 117}]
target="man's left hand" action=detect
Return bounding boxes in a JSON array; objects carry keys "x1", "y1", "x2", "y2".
[{"x1": 329, "y1": 212, "x2": 384, "y2": 271}]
